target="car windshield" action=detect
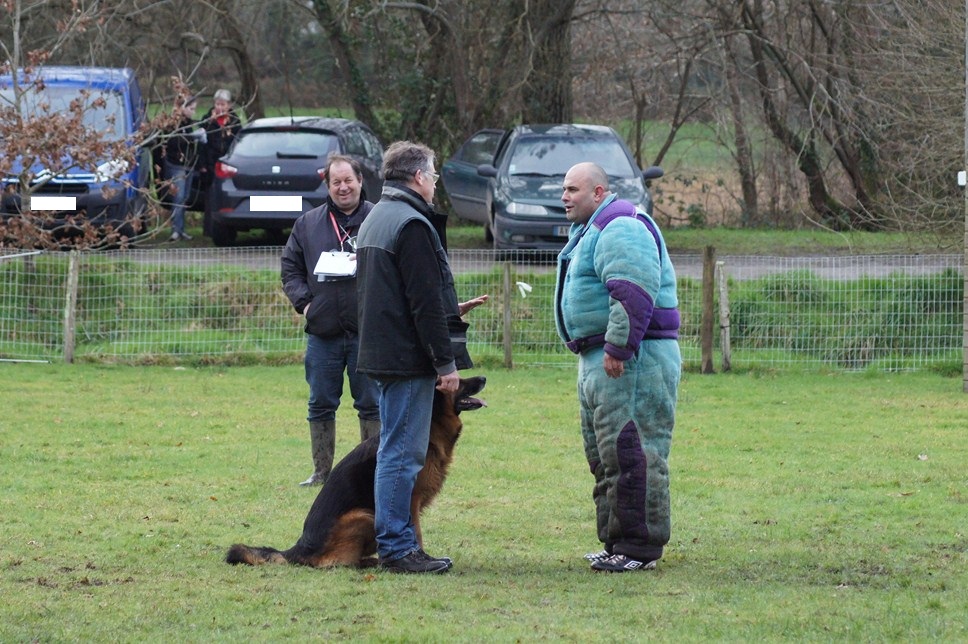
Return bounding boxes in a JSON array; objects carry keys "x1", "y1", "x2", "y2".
[
  {"x1": 0, "y1": 85, "x2": 127, "y2": 141},
  {"x1": 233, "y1": 130, "x2": 339, "y2": 158},
  {"x1": 508, "y1": 136, "x2": 636, "y2": 178}
]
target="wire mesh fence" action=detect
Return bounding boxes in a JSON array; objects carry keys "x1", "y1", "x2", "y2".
[{"x1": 0, "y1": 247, "x2": 963, "y2": 371}]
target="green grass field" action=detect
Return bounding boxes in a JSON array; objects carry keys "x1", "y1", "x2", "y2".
[{"x1": 1, "y1": 364, "x2": 965, "y2": 641}]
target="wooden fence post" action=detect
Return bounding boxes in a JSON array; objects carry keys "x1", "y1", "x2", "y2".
[
  {"x1": 716, "y1": 260, "x2": 731, "y2": 372},
  {"x1": 63, "y1": 250, "x2": 79, "y2": 364},
  {"x1": 502, "y1": 261, "x2": 513, "y2": 369},
  {"x1": 700, "y1": 245, "x2": 716, "y2": 374}
]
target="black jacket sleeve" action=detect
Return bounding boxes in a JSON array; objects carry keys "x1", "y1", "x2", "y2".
[{"x1": 281, "y1": 218, "x2": 311, "y2": 314}]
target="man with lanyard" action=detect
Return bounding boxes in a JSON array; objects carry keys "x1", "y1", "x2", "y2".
[{"x1": 281, "y1": 154, "x2": 381, "y2": 487}]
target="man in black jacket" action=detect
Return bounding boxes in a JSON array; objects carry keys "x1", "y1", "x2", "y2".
[
  {"x1": 281, "y1": 154, "x2": 380, "y2": 487},
  {"x1": 162, "y1": 95, "x2": 206, "y2": 241},
  {"x1": 356, "y1": 141, "x2": 486, "y2": 574}
]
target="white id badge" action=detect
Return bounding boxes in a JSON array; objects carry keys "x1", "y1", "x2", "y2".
[{"x1": 313, "y1": 251, "x2": 357, "y2": 279}]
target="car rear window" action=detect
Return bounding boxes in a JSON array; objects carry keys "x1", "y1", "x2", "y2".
[
  {"x1": 233, "y1": 130, "x2": 339, "y2": 158},
  {"x1": 508, "y1": 136, "x2": 635, "y2": 178}
]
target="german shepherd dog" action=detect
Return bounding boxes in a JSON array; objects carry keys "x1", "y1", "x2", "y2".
[{"x1": 226, "y1": 375, "x2": 486, "y2": 569}]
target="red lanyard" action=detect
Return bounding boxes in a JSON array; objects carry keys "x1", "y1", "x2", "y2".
[{"x1": 329, "y1": 211, "x2": 350, "y2": 250}]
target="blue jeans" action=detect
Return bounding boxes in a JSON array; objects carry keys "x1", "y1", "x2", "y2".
[
  {"x1": 305, "y1": 332, "x2": 379, "y2": 422},
  {"x1": 164, "y1": 160, "x2": 192, "y2": 235},
  {"x1": 373, "y1": 375, "x2": 436, "y2": 561}
]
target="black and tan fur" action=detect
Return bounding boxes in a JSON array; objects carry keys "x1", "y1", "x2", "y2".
[{"x1": 226, "y1": 376, "x2": 485, "y2": 568}]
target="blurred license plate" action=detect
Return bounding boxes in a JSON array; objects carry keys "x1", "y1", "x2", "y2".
[
  {"x1": 251, "y1": 195, "x2": 302, "y2": 211},
  {"x1": 553, "y1": 225, "x2": 570, "y2": 237}
]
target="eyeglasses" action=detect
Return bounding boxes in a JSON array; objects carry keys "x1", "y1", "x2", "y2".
[{"x1": 423, "y1": 169, "x2": 439, "y2": 184}]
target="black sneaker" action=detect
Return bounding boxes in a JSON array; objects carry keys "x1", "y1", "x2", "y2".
[
  {"x1": 583, "y1": 549, "x2": 611, "y2": 563},
  {"x1": 418, "y1": 549, "x2": 453, "y2": 569},
  {"x1": 590, "y1": 553, "x2": 657, "y2": 573},
  {"x1": 380, "y1": 549, "x2": 450, "y2": 574}
]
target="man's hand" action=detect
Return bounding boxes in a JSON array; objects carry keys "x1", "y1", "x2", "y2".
[
  {"x1": 458, "y1": 294, "x2": 489, "y2": 317},
  {"x1": 436, "y1": 371, "x2": 460, "y2": 393},
  {"x1": 604, "y1": 353, "x2": 625, "y2": 378},
  {"x1": 303, "y1": 302, "x2": 310, "y2": 315}
]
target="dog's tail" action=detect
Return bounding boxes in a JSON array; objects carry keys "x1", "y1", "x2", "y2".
[{"x1": 225, "y1": 543, "x2": 288, "y2": 566}]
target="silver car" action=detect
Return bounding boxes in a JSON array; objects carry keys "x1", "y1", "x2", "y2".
[{"x1": 442, "y1": 124, "x2": 662, "y2": 250}]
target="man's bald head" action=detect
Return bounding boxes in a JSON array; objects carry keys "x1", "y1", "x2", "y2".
[
  {"x1": 562, "y1": 162, "x2": 611, "y2": 224},
  {"x1": 572, "y1": 162, "x2": 609, "y2": 191}
]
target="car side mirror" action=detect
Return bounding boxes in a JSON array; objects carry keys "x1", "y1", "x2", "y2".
[
  {"x1": 642, "y1": 166, "x2": 664, "y2": 181},
  {"x1": 477, "y1": 164, "x2": 498, "y2": 178}
]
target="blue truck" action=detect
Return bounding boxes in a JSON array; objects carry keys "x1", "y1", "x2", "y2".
[{"x1": 0, "y1": 66, "x2": 150, "y2": 239}]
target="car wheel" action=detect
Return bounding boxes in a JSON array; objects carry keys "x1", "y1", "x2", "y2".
[
  {"x1": 265, "y1": 228, "x2": 287, "y2": 245},
  {"x1": 211, "y1": 221, "x2": 237, "y2": 247},
  {"x1": 490, "y1": 216, "x2": 510, "y2": 260},
  {"x1": 490, "y1": 215, "x2": 502, "y2": 251},
  {"x1": 116, "y1": 196, "x2": 148, "y2": 241},
  {"x1": 202, "y1": 186, "x2": 216, "y2": 237}
]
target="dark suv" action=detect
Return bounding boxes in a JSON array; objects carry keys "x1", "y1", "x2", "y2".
[
  {"x1": 204, "y1": 116, "x2": 383, "y2": 246},
  {"x1": 442, "y1": 124, "x2": 662, "y2": 250}
]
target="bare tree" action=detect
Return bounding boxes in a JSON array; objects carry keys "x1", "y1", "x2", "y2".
[
  {"x1": 518, "y1": 0, "x2": 577, "y2": 124},
  {"x1": 729, "y1": 0, "x2": 963, "y2": 232},
  {"x1": 572, "y1": 0, "x2": 962, "y2": 234},
  {"x1": 106, "y1": 0, "x2": 265, "y2": 118},
  {"x1": 309, "y1": 0, "x2": 377, "y2": 129},
  {"x1": 304, "y1": 1, "x2": 583, "y2": 152},
  {"x1": 196, "y1": 0, "x2": 265, "y2": 119},
  {"x1": 570, "y1": 1, "x2": 722, "y2": 226},
  {"x1": 858, "y1": 1, "x2": 963, "y2": 236}
]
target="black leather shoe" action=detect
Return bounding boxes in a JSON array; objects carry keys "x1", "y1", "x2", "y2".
[
  {"x1": 418, "y1": 549, "x2": 453, "y2": 569},
  {"x1": 380, "y1": 549, "x2": 450, "y2": 574}
]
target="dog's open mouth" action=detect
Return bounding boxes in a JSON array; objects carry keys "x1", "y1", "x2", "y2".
[{"x1": 457, "y1": 394, "x2": 486, "y2": 412}]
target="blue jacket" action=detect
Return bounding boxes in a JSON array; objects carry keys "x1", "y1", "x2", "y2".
[{"x1": 554, "y1": 195, "x2": 679, "y2": 360}]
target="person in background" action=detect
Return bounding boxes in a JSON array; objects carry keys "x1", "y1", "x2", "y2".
[
  {"x1": 554, "y1": 161, "x2": 681, "y2": 573},
  {"x1": 199, "y1": 89, "x2": 242, "y2": 196},
  {"x1": 355, "y1": 140, "x2": 487, "y2": 574},
  {"x1": 281, "y1": 154, "x2": 381, "y2": 487},
  {"x1": 162, "y1": 94, "x2": 205, "y2": 242}
]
